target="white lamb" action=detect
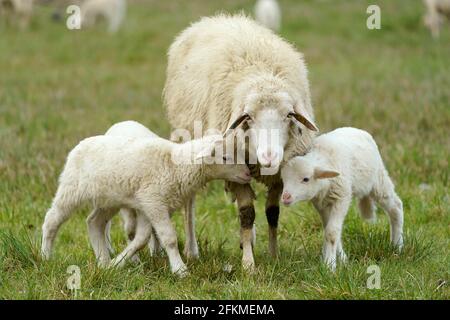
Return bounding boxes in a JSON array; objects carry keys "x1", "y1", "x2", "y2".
[
  {"x1": 281, "y1": 127, "x2": 404, "y2": 271},
  {"x1": 254, "y1": 0, "x2": 281, "y2": 32},
  {"x1": 41, "y1": 129, "x2": 251, "y2": 275},
  {"x1": 81, "y1": 0, "x2": 126, "y2": 33}
]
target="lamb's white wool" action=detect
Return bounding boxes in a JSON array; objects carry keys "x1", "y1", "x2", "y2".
[
  {"x1": 254, "y1": 0, "x2": 281, "y2": 32},
  {"x1": 104, "y1": 121, "x2": 161, "y2": 260},
  {"x1": 104, "y1": 121, "x2": 199, "y2": 260},
  {"x1": 41, "y1": 132, "x2": 250, "y2": 276},
  {"x1": 281, "y1": 127, "x2": 404, "y2": 271},
  {"x1": 81, "y1": 0, "x2": 126, "y2": 33},
  {"x1": 424, "y1": 0, "x2": 450, "y2": 38},
  {"x1": 0, "y1": 0, "x2": 34, "y2": 28},
  {"x1": 164, "y1": 14, "x2": 317, "y2": 269}
]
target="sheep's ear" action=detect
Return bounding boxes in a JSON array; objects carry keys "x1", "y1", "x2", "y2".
[
  {"x1": 288, "y1": 111, "x2": 318, "y2": 132},
  {"x1": 223, "y1": 113, "x2": 250, "y2": 137},
  {"x1": 314, "y1": 168, "x2": 339, "y2": 179}
]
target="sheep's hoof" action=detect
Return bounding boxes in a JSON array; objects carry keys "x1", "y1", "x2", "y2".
[
  {"x1": 174, "y1": 266, "x2": 189, "y2": 278},
  {"x1": 109, "y1": 257, "x2": 126, "y2": 269},
  {"x1": 184, "y1": 251, "x2": 200, "y2": 260},
  {"x1": 338, "y1": 251, "x2": 348, "y2": 263},
  {"x1": 130, "y1": 254, "x2": 141, "y2": 264},
  {"x1": 242, "y1": 260, "x2": 255, "y2": 273}
]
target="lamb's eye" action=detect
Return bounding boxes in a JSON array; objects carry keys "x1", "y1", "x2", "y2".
[{"x1": 302, "y1": 177, "x2": 309, "y2": 183}]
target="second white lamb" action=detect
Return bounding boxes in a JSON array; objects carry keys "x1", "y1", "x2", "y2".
[{"x1": 281, "y1": 127, "x2": 404, "y2": 271}]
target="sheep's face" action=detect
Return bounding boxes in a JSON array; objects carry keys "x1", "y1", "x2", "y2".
[
  {"x1": 280, "y1": 157, "x2": 339, "y2": 205},
  {"x1": 225, "y1": 91, "x2": 318, "y2": 174}
]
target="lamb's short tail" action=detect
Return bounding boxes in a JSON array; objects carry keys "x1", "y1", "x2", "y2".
[{"x1": 358, "y1": 196, "x2": 377, "y2": 223}]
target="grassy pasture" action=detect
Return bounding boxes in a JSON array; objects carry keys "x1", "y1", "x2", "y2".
[{"x1": 0, "y1": 0, "x2": 448, "y2": 299}]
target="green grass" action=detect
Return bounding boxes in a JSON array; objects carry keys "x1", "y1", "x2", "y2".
[{"x1": 0, "y1": 0, "x2": 449, "y2": 299}]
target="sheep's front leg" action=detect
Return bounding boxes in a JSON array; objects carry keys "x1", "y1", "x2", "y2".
[
  {"x1": 183, "y1": 195, "x2": 199, "y2": 260},
  {"x1": 320, "y1": 199, "x2": 350, "y2": 271},
  {"x1": 142, "y1": 204, "x2": 187, "y2": 276},
  {"x1": 232, "y1": 183, "x2": 256, "y2": 271},
  {"x1": 266, "y1": 183, "x2": 282, "y2": 258}
]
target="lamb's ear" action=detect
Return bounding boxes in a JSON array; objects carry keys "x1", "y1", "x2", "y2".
[
  {"x1": 195, "y1": 144, "x2": 215, "y2": 160},
  {"x1": 223, "y1": 113, "x2": 250, "y2": 137},
  {"x1": 314, "y1": 168, "x2": 340, "y2": 179},
  {"x1": 288, "y1": 111, "x2": 319, "y2": 132},
  {"x1": 195, "y1": 136, "x2": 223, "y2": 160}
]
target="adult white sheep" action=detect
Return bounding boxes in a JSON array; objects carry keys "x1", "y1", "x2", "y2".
[
  {"x1": 281, "y1": 127, "x2": 404, "y2": 271},
  {"x1": 423, "y1": 0, "x2": 450, "y2": 38},
  {"x1": 254, "y1": 0, "x2": 281, "y2": 32},
  {"x1": 164, "y1": 14, "x2": 318, "y2": 270},
  {"x1": 0, "y1": 0, "x2": 34, "y2": 29},
  {"x1": 81, "y1": 0, "x2": 126, "y2": 33},
  {"x1": 41, "y1": 131, "x2": 251, "y2": 276}
]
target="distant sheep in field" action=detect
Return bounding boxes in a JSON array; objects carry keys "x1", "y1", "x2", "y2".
[
  {"x1": 281, "y1": 127, "x2": 404, "y2": 271},
  {"x1": 424, "y1": 0, "x2": 450, "y2": 38},
  {"x1": 81, "y1": 0, "x2": 126, "y2": 33},
  {"x1": 41, "y1": 124, "x2": 250, "y2": 275},
  {"x1": 254, "y1": 0, "x2": 281, "y2": 32},
  {"x1": 0, "y1": 0, "x2": 34, "y2": 29}
]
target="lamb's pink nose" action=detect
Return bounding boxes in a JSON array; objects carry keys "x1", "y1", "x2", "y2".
[{"x1": 282, "y1": 192, "x2": 292, "y2": 204}]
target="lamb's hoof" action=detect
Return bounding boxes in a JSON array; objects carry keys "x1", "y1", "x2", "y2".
[
  {"x1": 393, "y1": 237, "x2": 404, "y2": 252},
  {"x1": 174, "y1": 265, "x2": 189, "y2": 278},
  {"x1": 130, "y1": 254, "x2": 141, "y2": 264},
  {"x1": 184, "y1": 249, "x2": 200, "y2": 260},
  {"x1": 109, "y1": 257, "x2": 126, "y2": 269}
]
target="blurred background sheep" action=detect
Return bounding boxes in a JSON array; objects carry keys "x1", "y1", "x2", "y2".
[
  {"x1": 0, "y1": 0, "x2": 34, "y2": 29},
  {"x1": 423, "y1": 0, "x2": 450, "y2": 38},
  {"x1": 80, "y1": 0, "x2": 126, "y2": 33},
  {"x1": 254, "y1": 0, "x2": 281, "y2": 31}
]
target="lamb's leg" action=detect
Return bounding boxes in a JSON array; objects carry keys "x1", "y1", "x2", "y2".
[
  {"x1": 321, "y1": 199, "x2": 350, "y2": 271},
  {"x1": 110, "y1": 213, "x2": 151, "y2": 268},
  {"x1": 87, "y1": 208, "x2": 117, "y2": 267},
  {"x1": 119, "y1": 208, "x2": 141, "y2": 263},
  {"x1": 265, "y1": 183, "x2": 282, "y2": 258},
  {"x1": 41, "y1": 196, "x2": 78, "y2": 260},
  {"x1": 183, "y1": 195, "x2": 199, "y2": 260},
  {"x1": 373, "y1": 175, "x2": 404, "y2": 250},
  {"x1": 148, "y1": 227, "x2": 162, "y2": 257},
  {"x1": 105, "y1": 220, "x2": 115, "y2": 256},
  {"x1": 142, "y1": 204, "x2": 187, "y2": 276}
]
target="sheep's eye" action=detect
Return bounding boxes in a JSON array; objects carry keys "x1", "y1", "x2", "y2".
[
  {"x1": 223, "y1": 156, "x2": 231, "y2": 162},
  {"x1": 302, "y1": 177, "x2": 309, "y2": 183}
]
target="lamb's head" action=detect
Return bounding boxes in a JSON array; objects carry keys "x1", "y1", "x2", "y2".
[
  {"x1": 280, "y1": 156, "x2": 339, "y2": 205},
  {"x1": 194, "y1": 135, "x2": 251, "y2": 184},
  {"x1": 225, "y1": 87, "x2": 318, "y2": 173}
]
